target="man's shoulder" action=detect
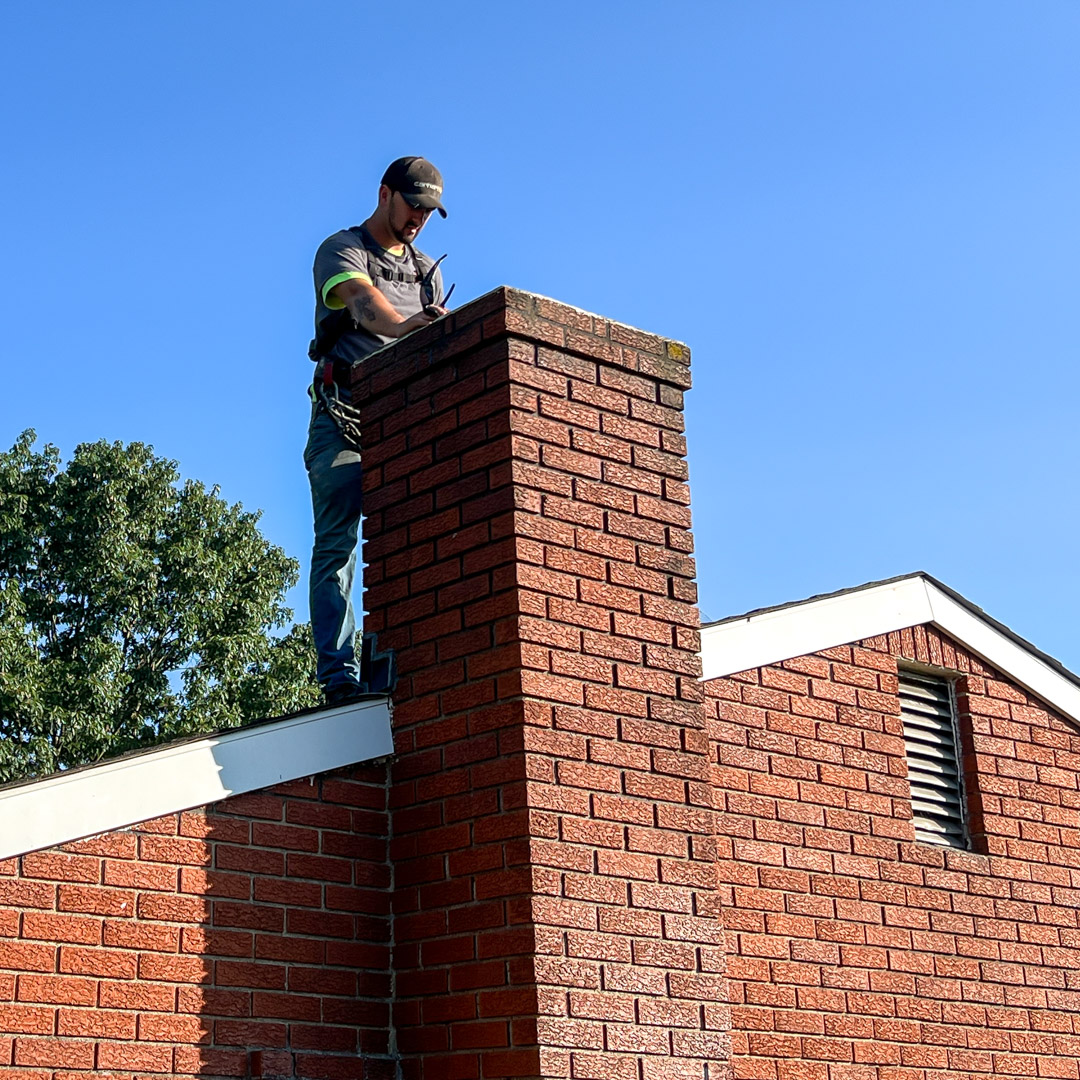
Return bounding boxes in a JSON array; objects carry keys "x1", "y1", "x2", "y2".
[
  {"x1": 313, "y1": 229, "x2": 374, "y2": 278},
  {"x1": 318, "y1": 227, "x2": 365, "y2": 251}
]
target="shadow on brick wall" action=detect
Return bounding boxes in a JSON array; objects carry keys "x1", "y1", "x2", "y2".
[{"x1": 0, "y1": 760, "x2": 395, "y2": 1080}]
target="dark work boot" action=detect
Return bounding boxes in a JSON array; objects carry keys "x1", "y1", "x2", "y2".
[{"x1": 324, "y1": 683, "x2": 366, "y2": 708}]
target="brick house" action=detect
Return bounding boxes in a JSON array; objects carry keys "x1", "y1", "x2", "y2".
[
  {"x1": 702, "y1": 572, "x2": 1080, "y2": 1079},
  {"x1": 2, "y1": 289, "x2": 1078, "y2": 1079}
]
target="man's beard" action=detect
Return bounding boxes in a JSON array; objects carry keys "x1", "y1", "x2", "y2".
[{"x1": 390, "y1": 217, "x2": 419, "y2": 245}]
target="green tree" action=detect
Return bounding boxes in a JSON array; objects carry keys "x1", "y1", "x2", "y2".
[{"x1": 0, "y1": 430, "x2": 320, "y2": 782}]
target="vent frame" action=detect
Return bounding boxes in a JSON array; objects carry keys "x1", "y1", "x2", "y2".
[{"x1": 898, "y1": 665, "x2": 970, "y2": 849}]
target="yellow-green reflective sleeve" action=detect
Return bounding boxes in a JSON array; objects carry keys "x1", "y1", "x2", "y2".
[{"x1": 321, "y1": 271, "x2": 372, "y2": 309}]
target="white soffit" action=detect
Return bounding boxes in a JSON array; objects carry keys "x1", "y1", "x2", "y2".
[
  {"x1": 700, "y1": 574, "x2": 1080, "y2": 728},
  {"x1": 700, "y1": 576, "x2": 934, "y2": 681},
  {"x1": 0, "y1": 697, "x2": 393, "y2": 861}
]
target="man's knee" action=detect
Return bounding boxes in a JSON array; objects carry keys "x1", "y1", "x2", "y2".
[{"x1": 311, "y1": 535, "x2": 358, "y2": 573}]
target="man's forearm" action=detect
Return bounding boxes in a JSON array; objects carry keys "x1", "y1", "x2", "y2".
[
  {"x1": 330, "y1": 278, "x2": 441, "y2": 341},
  {"x1": 346, "y1": 284, "x2": 407, "y2": 338}
]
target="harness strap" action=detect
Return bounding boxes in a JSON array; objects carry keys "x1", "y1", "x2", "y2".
[
  {"x1": 405, "y1": 242, "x2": 426, "y2": 286},
  {"x1": 370, "y1": 265, "x2": 422, "y2": 283},
  {"x1": 351, "y1": 224, "x2": 429, "y2": 285},
  {"x1": 311, "y1": 227, "x2": 434, "y2": 361}
]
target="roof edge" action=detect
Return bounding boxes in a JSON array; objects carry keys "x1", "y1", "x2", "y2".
[
  {"x1": 700, "y1": 573, "x2": 1080, "y2": 726},
  {"x1": 0, "y1": 697, "x2": 393, "y2": 861},
  {"x1": 701, "y1": 571, "x2": 932, "y2": 631}
]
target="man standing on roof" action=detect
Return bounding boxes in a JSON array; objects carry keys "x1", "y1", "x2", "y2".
[{"x1": 306, "y1": 156, "x2": 448, "y2": 708}]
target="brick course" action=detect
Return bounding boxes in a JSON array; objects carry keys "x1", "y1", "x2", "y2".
[
  {"x1": 0, "y1": 763, "x2": 393, "y2": 1080},
  {"x1": 707, "y1": 623, "x2": 1080, "y2": 1080}
]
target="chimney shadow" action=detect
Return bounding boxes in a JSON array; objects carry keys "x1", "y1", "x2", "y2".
[
  {"x1": 181, "y1": 759, "x2": 396, "y2": 1080},
  {"x1": 0, "y1": 746, "x2": 395, "y2": 1080}
]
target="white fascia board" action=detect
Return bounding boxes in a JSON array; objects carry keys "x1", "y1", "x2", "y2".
[
  {"x1": 700, "y1": 575, "x2": 1080, "y2": 729},
  {"x1": 0, "y1": 698, "x2": 393, "y2": 861},
  {"x1": 923, "y1": 582, "x2": 1080, "y2": 726},
  {"x1": 700, "y1": 576, "x2": 934, "y2": 681}
]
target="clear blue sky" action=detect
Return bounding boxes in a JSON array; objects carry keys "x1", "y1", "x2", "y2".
[{"x1": 2, "y1": 3, "x2": 1079, "y2": 669}]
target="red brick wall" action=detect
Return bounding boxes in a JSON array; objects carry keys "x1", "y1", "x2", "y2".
[
  {"x1": 707, "y1": 623, "x2": 1080, "y2": 1080},
  {"x1": 6, "y1": 282, "x2": 1077, "y2": 1080},
  {"x1": 25, "y1": 287, "x2": 1072, "y2": 1080},
  {"x1": 0, "y1": 287, "x2": 727, "y2": 1080},
  {"x1": 0, "y1": 762, "x2": 392, "y2": 1080},
  {"x1": 354, "y1": 287, "x2": 727, "y2": 1080}
]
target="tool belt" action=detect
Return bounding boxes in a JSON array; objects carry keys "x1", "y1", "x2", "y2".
[{"x1": 311, "y1": 355, "x2": 363, "y2": 453}]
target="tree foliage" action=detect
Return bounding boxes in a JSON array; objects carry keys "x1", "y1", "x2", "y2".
[{"x1": 0, "y1": 431, "x2": 320, "y2": 782}]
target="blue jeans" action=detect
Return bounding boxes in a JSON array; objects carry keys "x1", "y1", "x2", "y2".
[{"x1": 304, "y1": 406, "x2": 364, "y2": 691}]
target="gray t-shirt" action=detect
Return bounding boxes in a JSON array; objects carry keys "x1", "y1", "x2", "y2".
[{"x1": 311, "y1": 226, "x2": 445, "y2": 367}]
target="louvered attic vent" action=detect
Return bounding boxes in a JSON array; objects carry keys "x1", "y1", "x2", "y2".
[{"x1": 899, "y1": 670, "x2": 967, "y2": 848}]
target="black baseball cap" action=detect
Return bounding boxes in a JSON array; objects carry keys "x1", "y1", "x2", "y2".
[{"x1": 381, "y1": 156, "x2": 447, "y2": 218}]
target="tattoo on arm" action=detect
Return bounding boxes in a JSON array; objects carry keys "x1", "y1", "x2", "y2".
[{"x1": 353, "y1": 291, "x2": 377, "y2": 326}]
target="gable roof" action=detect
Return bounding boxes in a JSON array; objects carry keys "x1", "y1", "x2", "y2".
[
  {"x1": 0, "y1": 696, "x2": 393, "y2": 861},
  {"x1": 7, "y1": 573, "x2": 1076, "y2": 860},
  {"x1": 700, "y1": 572, "x2": 1080, "y2": 725}
]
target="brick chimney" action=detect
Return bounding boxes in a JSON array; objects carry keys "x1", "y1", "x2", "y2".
[{"x1": 353, "y1": 289, "x2": 728, "y2": 1080}]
